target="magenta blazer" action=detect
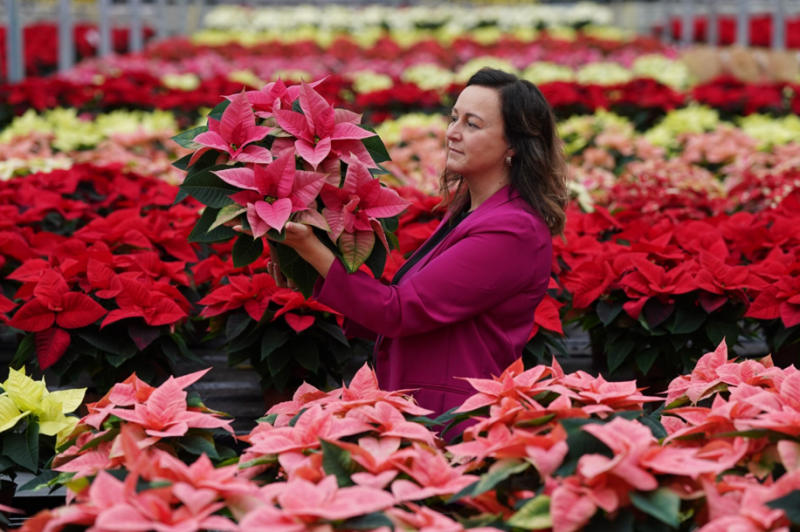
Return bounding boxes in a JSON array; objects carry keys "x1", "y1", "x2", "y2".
[{"x1": 313, "y1": 184, "x2": 552, "y2": 418}]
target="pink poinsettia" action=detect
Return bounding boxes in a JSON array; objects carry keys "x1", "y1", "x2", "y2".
[
  {"x1": 320, "y1": 154, "x2": 410, "y2": 254},
  {"x1": 577, "y1": 417, "x2": 658, "y2": 492},
  {"x1": 229, "y1": 77, "x2": 325, "y2": 120},
  {"x1": 345, "y1": 401, "x2": 438, "y2": 446},
  {"x1": 246, "y1": 404, "x2": 371, "y2": 455},
  {"x1": 212, "y1": 148, "x2": 328, "y2": 236},
  {"x1": 453, "y1": 358, "x2": 559, "y2": 414},
  {"x1": 391, "y1": 444, "x2": 478, "y2": 502},
  {"x1": 558, "y1": 371, "x2": 661, "y2": 417},
  {"x1": 193, "y1": 91, "x2": 272, "y2": 165},
  {"x1": 108, "y1": 371, "x2": 234, "y2": 438},
  {"x1": 256, "y1": 475, "x2": 395, "y2": 523},
  {"x1": 265, "y1": 363, "x2": 432, "y2": 427},
  {"x1": 273, "y1": 81, "x2": 377, "y2": 170}
]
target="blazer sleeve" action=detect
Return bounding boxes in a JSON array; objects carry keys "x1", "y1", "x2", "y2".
[
  {"x1": 313, "y1": 213, "x2": 549, "y2": 339},
  {"x1": 312, "y1": 277, "x2": 379, "y2": 341}
]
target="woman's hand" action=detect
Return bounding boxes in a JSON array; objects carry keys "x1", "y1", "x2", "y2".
[{"x1": 237, "y1": 220, "x2": 337, "y2": 287}]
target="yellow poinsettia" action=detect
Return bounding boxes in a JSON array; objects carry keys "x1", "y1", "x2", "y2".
[
  {"x1": 1, "y1": 367, "x2": 85, "y2": 445},
  {"x1": 0, "y1": 396, "x2": 28, "y2": 433}
]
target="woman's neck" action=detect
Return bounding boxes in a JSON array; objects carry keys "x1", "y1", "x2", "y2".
[{"x1": 465, "y1": 175, "x2": 511, "y2": 212}]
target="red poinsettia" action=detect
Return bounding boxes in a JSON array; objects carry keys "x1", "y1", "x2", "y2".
[
  {"x1": 7, "y1": 269, "x2": 107, "y2": 368},
  {"x1": 618, "y1": 257, "x2": 697, "y2": 319},
  {"x1": 100, "y1": 275, "x2": 187, "y2": 329},
  {"x1": 197, "y1": 273, "x2": 279, "y2": 322},
  {"x1": 746, "y1": 274, "x2": 800, "y2": 329}
]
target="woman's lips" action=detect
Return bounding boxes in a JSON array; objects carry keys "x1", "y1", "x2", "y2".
[{"x1": 449, "y1": 148, "x2": 463, "y2": 155}]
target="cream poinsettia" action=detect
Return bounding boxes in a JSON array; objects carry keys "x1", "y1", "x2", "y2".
[{"x1": 0, "y1": 367, "x2": 85, "y2": 445}]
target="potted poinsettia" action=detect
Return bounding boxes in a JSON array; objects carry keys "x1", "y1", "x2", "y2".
[
  {"x1": 0, "y1": 366, "x2": 85, "y2": 501},
  {"x1": 171, "y1": 78, "x2": 409, "y2": 298}
]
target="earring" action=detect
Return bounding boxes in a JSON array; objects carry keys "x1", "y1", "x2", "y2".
[{"x1": 505, "y1": 156, "x2": 512, "y2": 166}]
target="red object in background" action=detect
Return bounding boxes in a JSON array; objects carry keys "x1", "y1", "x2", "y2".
[
  {"x1": 656, "y1": 15, "x2": 800, "y2": 48},
  {"x1": 0, "y1": 22, "x2": 156, "y2": 79}
]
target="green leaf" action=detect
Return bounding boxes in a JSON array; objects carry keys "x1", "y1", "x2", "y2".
[
  {"x1": 106, "y1": 343, "x2": 138, "y2": 367},
  {"x1": 226, "y1": 311, "x2": 252, "y2": 341},
  {"x1": 18, "y1": 469, "x2": 59, "y2": 492},
  {"x1": 210, "y1": 204, "x2": 247, "y2": 232},
  {"x1": 232, "y1": 233, "x2": 264, "y2": 268},
  {"x1": 320, "y1": 439, "x2": 355, "y2": 487},
  {"x1": 179, "y1": 164, "x2": 239, "y2": 208},
  {"x1": 288, "y1": 409, "x2": 307, "y2": 427},
  {"x1": 445, "y1": 480, "x2": 480, "y2": 504},
  {"x1": 596, "y1": 300, "x2": 623, "y2": 327},
  {"x1": 555, "y1": 419, "x2": 613, "y2": 477},
  {"x1": 274, "y1": 243, "x2": 319, "y2": 299},
  {"x1": 338, "y1": 230, "x2": 375, "y2": 273},
  {"x1": 472, "y1": 459, "x2": 530, "y2": 497},
  {"x1": 208, "y1": 99, "x2": 231, "y2": 121},
  {"x1": 707, "y1": 320, "x2": 741, "y2": 349},
  {"x1": 357, "y1": 124, "x2": 391, "y2": 163},
  {"x1": 629, "y1": 488, "x2": 680, "y2": 528},
  {"x1": 3, "y1": 423, "x2": 39, "y2": 473},
  {"x1": 257, "y1": 413, "x2": 278, "y2": 425},
  {"x1": 267, "y1": 345, "x2": 292, "y2": 376},
  {"x1": 342, "y1": 513, "x2": 395, "y2": 531},
  {"x1": 178, "y1": 435, "x2": 219, "y2": 460},
  {"x1": 238, "y1": 456, "x2": 278, "y2": 469},
  {"x1": 314, "y1": 320, "x2": 349, "y2": 346},
  {"x1": 670, "y1": 305, "x2": 706, "y2": 335},
  {"x1": 507, "y1": 495, "x2": 551, "y2": 529},
  {"x1": 363, "y1": 237, "x2": 387, "y2": 279},
  {"x1": 607, "y1": 338, "x2": 635, "y2": 374},
  {"x1": 261, "y1": 329, "x2": 290, "y2": 361},
  {"x1": 767, "y1": 490, "x2": 800, "y2": 524},
  {"x1": 172, "y1": 188, "x2": 190, "y2": 206},
  {"x1": 641, "y1": 420, "x2": 668, "y2": 444},
  {"x1": 171, "y1": 153, "x2": 193, "y2": 171},
  {"x1": 11, "y1": 334, "x2": 35, "y2": 368},
  {"x1": 292, "y1": 337, "x2": 319, "y2": 373},
  {"x1": 188, "y1": 207, "x2": 237, "y2": 243},
  {"x1": 78, "y1": 428, "x2": 119, "y2": 452},
  {"x1": 171, "y1": 125, "x2": 208, "y2": 149},
  {"x1": 635, "y1": 347, "x2": 659, "y2": 375}
]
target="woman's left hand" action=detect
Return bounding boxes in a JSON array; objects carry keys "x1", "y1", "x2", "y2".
[
  {"x1": 235, "y1": 220, "x2": 336, "y2": 283},
  {"x1": 232, "y1": 221, "x2": 318, "y2": 252}
]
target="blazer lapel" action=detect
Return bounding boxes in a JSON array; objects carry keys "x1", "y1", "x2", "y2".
[{"x1": 409, "y1": 184, "x2": 522, "y2": 273}]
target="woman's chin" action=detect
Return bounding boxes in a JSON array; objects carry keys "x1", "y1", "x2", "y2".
[{"x1": 445, "y1": 161, "x2": 463, "y2": 174}]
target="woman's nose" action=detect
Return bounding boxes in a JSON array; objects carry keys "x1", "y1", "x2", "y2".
[{"x1": 446, "y1": 124, "x2": 460, "y2": 141}]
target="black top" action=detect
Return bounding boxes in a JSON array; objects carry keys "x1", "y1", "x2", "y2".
[{"x1": 391, "y1": 206, "x2": 472, "y2": 286}]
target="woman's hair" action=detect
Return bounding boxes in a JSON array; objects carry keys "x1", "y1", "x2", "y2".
[{"x1": 439, "y1": 67, "x2": 570, "y2": 236}]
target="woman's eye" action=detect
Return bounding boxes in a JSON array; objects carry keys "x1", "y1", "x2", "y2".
[
  {"x1": 468, "y1": 122, "x2": 477, "y2": 128},
  {"x1": 450, "y1": 116, "x2": 458, "y2": 122}
]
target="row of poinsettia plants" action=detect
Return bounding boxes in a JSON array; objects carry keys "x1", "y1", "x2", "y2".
[
  {"x1": 3, "y1": 71, "x2": 798, "y2": 130},
  {"x1": 7, "y1": 340, "x2": 800, "y2": 531},
  {"x1": 2, "y1": 77, "x2": 800, "y2": 392},
  {"x1": 0, "y1": 69, "x2": 800, "y2": 128},
  {"x1": 0, "y1": 23, "x2": 155, "y2": 79}
]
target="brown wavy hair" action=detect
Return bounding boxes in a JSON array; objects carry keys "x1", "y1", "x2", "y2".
[{"x1": 439, "y1": 67, "x2": 570, "y2": 236}]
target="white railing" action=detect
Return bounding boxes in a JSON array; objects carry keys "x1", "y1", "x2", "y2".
[{"x1": 3, "y1": 0, "x2": 799, "y2": 84}]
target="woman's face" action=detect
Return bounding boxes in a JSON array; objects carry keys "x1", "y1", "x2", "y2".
[{"x1": 445, "y1": 85, "x2": 512, "y2": 181}]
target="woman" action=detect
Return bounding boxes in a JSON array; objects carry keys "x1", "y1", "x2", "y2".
[{"x1": 266, "y1": 68, "x2": 569, "y2": 418}]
